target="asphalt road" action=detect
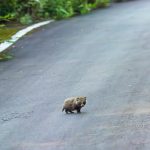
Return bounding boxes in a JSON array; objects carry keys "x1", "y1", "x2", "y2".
[{"x1": 1, "y1": 0, "x2": 150, "y2": 149}]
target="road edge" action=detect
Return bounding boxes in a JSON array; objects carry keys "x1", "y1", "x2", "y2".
[{"x1": 0, "y1": 20, "x2": 54, "y2": 53}]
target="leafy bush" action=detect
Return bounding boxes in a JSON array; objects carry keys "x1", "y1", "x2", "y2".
[
  {"x1": 0, "y1": 0, "x2": 40, "y2": 23},
  {"x1": 41, "y1": 0, "x2": 95, "y2": 19},
  {"x1": 0, "y1": 0, "x2": 132, "y2": 22},
  {"x1": 0, "y1": 13, "x2": 16, "y2": 22},
  {"x1": 41, "y1": 0, "x2": 74, "y2": 19},
  {"x1": 16, "y1": 0, "x2": 40, "y2": 18},
  {"x1": 0, "y1": 0, "x2": 17, "y2": 22},
  {"x1": 20, "y1": 14, "x2": 33, "y2": 24},
  {"x1": 0, "y1": 0, "x2": 112, "y2": 22},
  {"x1": 74, "y1": 0, "x2": 92, "y2": 15}
]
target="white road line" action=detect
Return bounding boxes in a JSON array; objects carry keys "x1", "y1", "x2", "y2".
[{"x1": 0, "y1": 20, "x2": 54, "y2": 53}]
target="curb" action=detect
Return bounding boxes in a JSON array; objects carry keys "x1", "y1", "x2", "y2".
[{"x1": 0, "y1": 20, "x2": 54, "y2": 53}]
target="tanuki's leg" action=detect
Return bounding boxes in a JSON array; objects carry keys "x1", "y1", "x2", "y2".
[
  {"x1": 77, "y1": 108, "x2": 81, "y2": 113},
  {"x1": 65, "y1": 109, "x2": 69, "y2": 114}
]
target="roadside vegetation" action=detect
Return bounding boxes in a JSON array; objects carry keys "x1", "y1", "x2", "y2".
[
  {"x1": 0, "y1": 52, "x2": 13, "y2": 61},
  {"x1": 0, "y1": 23, "x2": 23, "y2": 43},
  {"x1": 0, "y1": 0, "x2": 130, "y2": 61},
  {"x1": 0, "y1": 0, "x2": 110, "y2": 23}
]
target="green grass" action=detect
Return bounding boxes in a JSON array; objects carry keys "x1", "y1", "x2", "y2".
[
  {"x1": 0, "y1": 52, "x2": 13, "y2": 61},
  {"x1": 0, "y1": 23, "x2": 23, "y2": 44},
  {"x1": 0, "y1": 27, "x2": 18, "y2": 43}
]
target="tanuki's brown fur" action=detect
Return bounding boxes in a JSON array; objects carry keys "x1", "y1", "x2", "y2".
[{"x1": 62, "y1": 96, "x2": 86, "y2": 114}]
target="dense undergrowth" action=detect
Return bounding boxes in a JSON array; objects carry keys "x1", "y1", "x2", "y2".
[
  {"x1": 0, "y1": 0, "x2": 131, "y2": 24},
  {"x1": 0, "y1": 0, "x2": 110, "y2": 24}
]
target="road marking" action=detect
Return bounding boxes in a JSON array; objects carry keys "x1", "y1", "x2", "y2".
[{"x1": 0, "y1": 20, "x2": 54, "y2": 53}]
